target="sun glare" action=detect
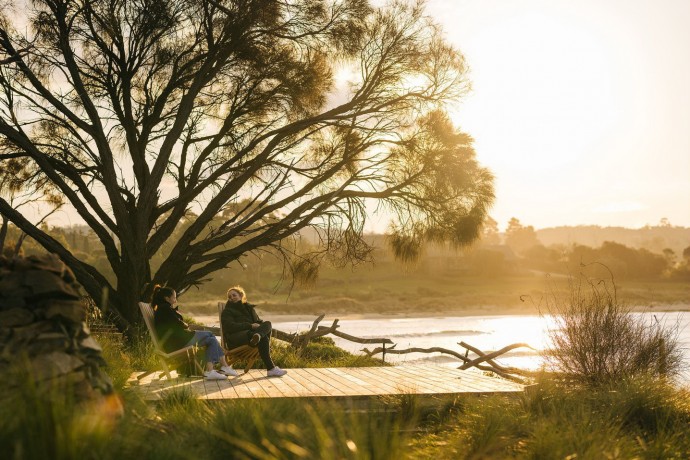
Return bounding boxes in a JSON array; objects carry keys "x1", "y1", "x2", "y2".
[
  {"x1": 449, "y1": 9, "x2": 619, "y2": 169},
  {"x1": 428, "y1": 0, "x2": 690, "y2": 229}
]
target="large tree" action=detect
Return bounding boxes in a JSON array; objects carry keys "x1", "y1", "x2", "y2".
[{"x1": 0, "y1": 0, "x2": 494, "y2": 332}]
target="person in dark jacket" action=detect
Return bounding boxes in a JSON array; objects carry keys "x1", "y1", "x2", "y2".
[
  {"x1": 221, "y1": 285, "x2": 287, "y2": 377},
  {"x1": 152, "y1": 285, "x2": 237, "y2": 379}
]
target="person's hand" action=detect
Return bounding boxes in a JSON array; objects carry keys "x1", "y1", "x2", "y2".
[{"x1": 251, "y1": 323, "x2": 260, "y2": 330}]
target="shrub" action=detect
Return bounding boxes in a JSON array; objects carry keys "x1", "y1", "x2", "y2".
[{"x1": 543, "y1": 273, "x2": 684, "y2": 385}]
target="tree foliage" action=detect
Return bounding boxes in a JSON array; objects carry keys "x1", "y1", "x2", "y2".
[{"x1": 0, "y1": 0, "x2": 494, "y2": 330}]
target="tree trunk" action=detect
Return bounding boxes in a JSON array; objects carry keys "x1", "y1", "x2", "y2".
[
  {"x1": 113, "y1": 248, "x2": 153, "y2": 334},
  {"x1": 0, "y1": 216, "x2": 7, "y2": 253}
]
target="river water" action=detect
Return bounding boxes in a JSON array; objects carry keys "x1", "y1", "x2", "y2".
[
  {"x1": 269, "y1": 311, "x2": 690, "y2": 382},
  {"x1": 196, "y1": 310, "x2": 690, "y2": 383}
]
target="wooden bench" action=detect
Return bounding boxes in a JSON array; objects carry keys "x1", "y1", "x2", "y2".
[
  {"x1": 137, "y1": 302, "x2": 203, "y2": 381},
  {"x1": 218, "y1": 301, "x2": 260, "y2": 373}
]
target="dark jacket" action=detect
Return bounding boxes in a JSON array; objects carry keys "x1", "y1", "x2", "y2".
[
  {"x1": 221, "y1": 300, "x2": 262, "y2": 341},
  {"x1": 153, "y1": 301, "x2": 195, "y2": 352}
]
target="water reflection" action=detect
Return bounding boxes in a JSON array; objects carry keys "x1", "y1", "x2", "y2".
[{"x1": 272, "y1": 312, "x2": 690, "y2": 377}]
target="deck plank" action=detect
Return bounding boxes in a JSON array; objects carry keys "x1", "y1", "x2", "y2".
[{"x1": 128, "y1": 365, "x2": 523, "y2": 401}]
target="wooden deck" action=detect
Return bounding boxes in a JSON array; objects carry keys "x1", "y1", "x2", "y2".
[{"x1": 127, "y1": 365, "x2": 524, "y2": 401}]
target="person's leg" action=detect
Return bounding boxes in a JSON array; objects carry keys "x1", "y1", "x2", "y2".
[
  {"x1": 187, "y1": 331, "x2": 224, "y2": 371},
  {"x1": 250, "y1": 321, "x2": 275, "y2": 370},
  {"x1": 225, "y1": 330, "x2": 250, "y2": 349},
  {"x1": 257, "y1": 334, "x2": 275, "y2": 370},
  {"x1": 255, "y1": 321, "x2": 272, "y2": 338}
]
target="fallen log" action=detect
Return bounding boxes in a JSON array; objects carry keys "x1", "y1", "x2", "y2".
[
  {"x1": 362, "y1": 345, "x2": 469, "y2": 361},
  {"x1": 327, "y1": 329, "x2": 393, "y2": 345},
  {"x1": 361, "y1": 345, "x2": 527, "y2": 383},
  {"x1": 459, "y1": 342, "x2": 538, "y2": 376}
]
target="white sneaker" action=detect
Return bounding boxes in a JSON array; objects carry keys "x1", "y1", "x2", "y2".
[
  {"x1": 267, "y1": 366, "x2": 287, "y2": 377},
  {"x1": 220, "y1": 365, "x2": 239, "y2": 377},
  {"x1": 204, "y1": 370, "x2": 227, "y2": 380}
]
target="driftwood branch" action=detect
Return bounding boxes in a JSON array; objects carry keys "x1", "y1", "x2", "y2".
[
  {"x1": 459, "y1": 342, "x2": 537, "y2": 376},
  {"x1": 307, "y1": 314, "x2": 326, "y2": 336},
  {"x1": 362, "y1": 345, "x2": 468, "y2": 361},
  {"x1": 361, "y1": 345, "x2": 526, "y2": 383},
  {"x1": 328, "y1": 329, "x2": 393, "y2": 345}
]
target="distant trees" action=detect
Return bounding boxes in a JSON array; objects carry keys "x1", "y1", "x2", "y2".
[
  {"x1": 479, "y1": 216, "x2": 501, "y2": 246},
  {"x1": 504, "y1": 217, "x2": 540, "y2": 255},
  {"x1": 683, "y1": 246, "x2": 690, "y2": 262},
  {"x1": 0, "y1": 0, "x2": 494, "y2": 332},
  {"x1": 568, "y1": 242, "x2": 668, "y2": 279}
]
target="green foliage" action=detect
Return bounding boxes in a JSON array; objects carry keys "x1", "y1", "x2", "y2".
[
  {"x1": 4, "y1": 325, "x2": 690, "y2": 460},
  {"x1": 202, "y1": 399, "x2": 409, "y2": 460},
  {"x1": 0, "y1": 359, "x2": 126, "y2": 460},
  {"x1": 0, "y1": 350, "x2": 406, "y2": 460},
  {"x1": 267, "y1": 338, "x2": 384, "y2": 369},
  {"x1": 0, "y1": 0, "x2": 497, "y2": 332},
  {"x1": 407, "y1": 376, "x2": 690, "y2": 459},
  {"x1": 93, "y1": 333, "x2": 135, "y2": 390}
]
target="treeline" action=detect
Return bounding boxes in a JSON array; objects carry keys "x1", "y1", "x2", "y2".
[
  {"x1": 536, "y1": 219, "x2": 690, "y2": 255},
  {"x1": 2, "y1": 220, "x2": 689, "y2": 300},
  {"x1": 462, "y1": 220, "x2": 688, "y2": 281}
]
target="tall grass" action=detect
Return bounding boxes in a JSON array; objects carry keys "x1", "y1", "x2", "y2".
[
  {"x1": 543, "y1": 273, "x2": 684, "y2": 385},
  {"x1": 0, "y1": 331, "x2": 405, "y2": 460},
  {"x1": 271, "y1": 337, "x2": 384, "y2": 369},
  {"x1": 1, "y1": 377, "x2": 416, "y2": 460},
  {"x1": 407, "y1": 376, "x2": 690, "y2": 459},
  {"x1": 5, "y1": 289, "x2": 688, "y2": 460}
]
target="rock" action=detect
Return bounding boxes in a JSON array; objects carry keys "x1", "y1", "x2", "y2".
[
  {"x1": 0, "y1": 295, "x2": 27, "y2": 310},
  {"x1": 32, "y1": 351, "x2": 85, "y2": 381},
  {"x1": 0, "y1": 254, "x2": 116, "y2": 407},
  {"x1": 26, "y1": 333, "x2": 72, "y2": 355},
  {"x1": 0, "y1": 308, "x2": 34, "y2": 327},
  {"x1": 0, "y1": 272, "x2": 21, "y2": 289},
  {"x1": 79, "y1": 336, "x2": 103, "y2": 353},
  {"x1": 10, "y1": 321, "x2": 55, "y2": 341},
  {"x1": 23, "y1": 270, "x2": 80, "y2": 300},
  {"x1": 44, "y1": 300, "x2": 86, "y2": 323}
]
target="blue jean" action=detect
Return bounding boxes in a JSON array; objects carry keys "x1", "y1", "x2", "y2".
[{"x1": 186, "y1": 331, "x2": 224, "y2": 365}]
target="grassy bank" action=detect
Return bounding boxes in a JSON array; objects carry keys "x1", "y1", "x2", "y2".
[
  {"x1": 408, "y1": 377, "x2": 690, "y2": 459},
  {"x1": 5, "y1": 346, "x2": 690, "y2": 459},
  {"x1": 180, "y1": 272, "x2": 690, "y2": 318},
  {"x1": 2, "y1": 327, "x2": 689, "y2": 459}
]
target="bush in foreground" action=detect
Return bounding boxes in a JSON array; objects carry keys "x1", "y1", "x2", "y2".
[{"x1": 543, "y1": 273, "x2": 684, "y2": 385}]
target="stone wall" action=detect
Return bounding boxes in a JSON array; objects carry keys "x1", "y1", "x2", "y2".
[{"x1": 0, "y1": 254, "x2": 115, "y2": 403}]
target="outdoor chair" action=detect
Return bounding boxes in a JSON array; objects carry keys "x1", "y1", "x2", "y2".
[
  {"x1": 218, "y1": 301, "x2": 260, "y2": 373},
  {"x1": 137, "y1": 302, "x2": 203, "y2": 381}
]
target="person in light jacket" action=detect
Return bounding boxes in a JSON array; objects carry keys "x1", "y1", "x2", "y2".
[{"x1": 221, "y1": 285, "x2": 287, "y2": 377}]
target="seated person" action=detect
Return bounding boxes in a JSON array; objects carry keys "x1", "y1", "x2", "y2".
[
  {"x1": 152, "y1": 285, "x2": 238, "y2": 379},
  {"x1": 221, "y1": 285, "x2": 287, "y2": 377}
]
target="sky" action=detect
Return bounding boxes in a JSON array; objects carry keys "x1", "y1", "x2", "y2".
[
  {"x1": 12, "y1": 0, "x2": 690, "y2": 232},
  {"x1": 421, "y1": 0, "x2": 690, "y2": 231}
]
